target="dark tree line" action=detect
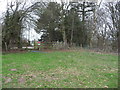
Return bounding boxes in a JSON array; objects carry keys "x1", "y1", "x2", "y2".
[
  {"x1": 1, "y1": 0, "x2": 119, "y2": 52},
  {"x1": 35, "y1": 1, "x2": 97, "y2": 47}
]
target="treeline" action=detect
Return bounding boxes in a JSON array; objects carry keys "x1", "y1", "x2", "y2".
[{"x1": 1, "y1": 0, "x2": 120, "y2": 52}]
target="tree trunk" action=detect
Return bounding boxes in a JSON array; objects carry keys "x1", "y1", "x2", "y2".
[
  {"x1": 4, "y1": 42, "x2": 8, "y2": 51},
  {"x1": 70, "y1": 13, "x2": 74, "y2": 46},
  {"x1": 63, "y1": 30, "x2": 67, "y2": 47},
  {"x1": 18, "y1": 36, "x2": 22, "y2": 49},
  {"x1": 61, "y1": 3, "x2": 67, "y2": 48},
  {"x1": 81, "y1": 2, "x2": 85, "y2": 47}
]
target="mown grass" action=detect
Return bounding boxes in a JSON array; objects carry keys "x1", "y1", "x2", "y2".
[{"x1": 2, "y1": 50, "x2": 118, "y2": 88}]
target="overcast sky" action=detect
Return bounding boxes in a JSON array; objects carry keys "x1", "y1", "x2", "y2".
[
  {"x1": 0, "y1": 0, "x2": 116, "y2": 41},
  {"x1": 0, "y1": 0, "x2": 115, "y2": 17},
  {"x1": 0, "y1": 0, "x2": 113, "y2": 19}
]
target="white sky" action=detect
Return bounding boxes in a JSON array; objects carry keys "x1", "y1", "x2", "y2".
[
  {"x1": 0, "y1": 0, "x2": 113, "y2": 18},
  {"x1": 0, "y1": 0, "x2": 42, "y2": 41},
  {"x1": 0, "y1": 0, "x2": 116, "y2": 16},
  {"x1": 0, "y1": 0, "x2": 116, "y2": 41}
]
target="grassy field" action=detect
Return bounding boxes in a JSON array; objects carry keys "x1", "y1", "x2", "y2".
[{"x1": 2, "y1": 50, "x2": 118, "y2": 88}]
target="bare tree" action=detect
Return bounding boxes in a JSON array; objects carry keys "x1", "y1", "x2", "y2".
[{"x1": 2, "y1": 0, "x2": 45, "y2": 50}]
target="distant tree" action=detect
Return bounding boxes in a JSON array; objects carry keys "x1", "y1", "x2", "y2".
[
  {"x1": 2, "y1": 1, "x2": 44, "y2": 50},
  {"x1": 68, "y1": 2, "x2": 96, "y2": 47},
  {"x1": 35, "y1": 2, "x2": 63, "y2": 42},
  {"x1": 104, "y1": 2, "x2": 119, "y2": 51}
]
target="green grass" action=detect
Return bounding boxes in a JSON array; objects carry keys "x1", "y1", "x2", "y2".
[{"x1": 2, "y1": 50, "x2": 118, "y2": 88}]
